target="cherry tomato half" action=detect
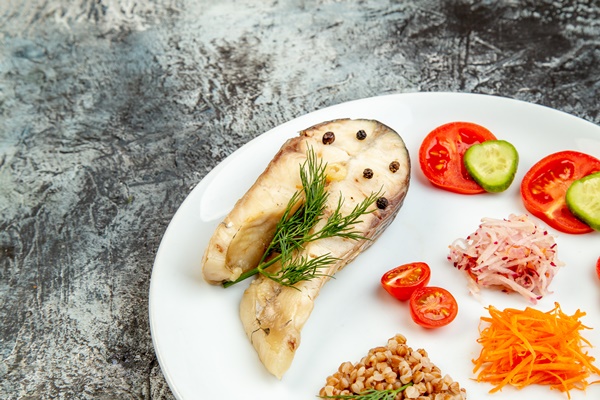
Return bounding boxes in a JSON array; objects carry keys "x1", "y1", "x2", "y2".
[
  {"x1": 381, "y1": 262, "x2": 431, "y2": 301},
  {"x1": 520, "y1": 150, "x2": 600, "y2": 234},
  {"x1": 596, "y1": 256, "x2": 600, "y2": 281},
  {"x1": 419, "y1": 122, "x2": 497, "y2": 194},
  {"x1": 409, "y1": 286, "x2": 458, "y2": 329}
]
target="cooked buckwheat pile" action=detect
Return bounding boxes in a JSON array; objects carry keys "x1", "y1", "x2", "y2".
[{"x1": 319, "y1": 334, "x2": 467, "y2": 399}]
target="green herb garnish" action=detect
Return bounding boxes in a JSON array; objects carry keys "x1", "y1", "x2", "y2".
[
  {"x1": 318, "y1": 383, "x2": 413, "y2": 399},
  {"x1": 223, "y1": 147, "x2": 380, "y2": 288}
]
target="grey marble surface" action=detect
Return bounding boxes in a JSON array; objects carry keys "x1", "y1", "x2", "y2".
[{"x1": 1, "y1": 0, "x2": 599, "y2": 398}]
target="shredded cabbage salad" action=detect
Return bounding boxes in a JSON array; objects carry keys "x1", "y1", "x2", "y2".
[{"x1": 448, "y1": 214, "x2": 563, "y2": 303}]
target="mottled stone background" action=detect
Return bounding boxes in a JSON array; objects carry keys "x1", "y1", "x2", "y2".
[{"x1": 1, "y1": 0, "x2": 599, "y2": 398}]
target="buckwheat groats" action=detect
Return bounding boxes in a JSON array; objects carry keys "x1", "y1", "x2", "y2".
[{"x1": 319, "y1": 334, "x2": 467, "y2": 399}]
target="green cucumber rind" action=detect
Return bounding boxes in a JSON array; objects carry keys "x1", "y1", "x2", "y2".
[
  {"x1": 464, "y1": 140, "x2": 519, "y2": 193},
  {"x1": 566, "y1": 171, "x2": 600, "y2": 231}
]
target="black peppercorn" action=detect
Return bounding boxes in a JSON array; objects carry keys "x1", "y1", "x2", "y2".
[
  {"x1": 389, "y1": 161, "x2": 400, "y2": 173},
  {"x1": 376, "y1": 197, "x2": 389, "y2": 210},
  {"x1": 322, "y1": 131, "x2": 335, "y2": 145},
  {"x1": 356, "y1": 129, "x2": 367, "y2": 140},
  {"x1": 363, "y1": 168, "x2": 373, "y2": 179}
]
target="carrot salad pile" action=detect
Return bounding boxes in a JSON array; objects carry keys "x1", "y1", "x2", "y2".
[{"x1": 473, "y1": 303, "x2": 600, "y2": 398}]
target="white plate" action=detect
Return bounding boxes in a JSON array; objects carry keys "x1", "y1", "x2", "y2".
[{"x1": 149, "y1": 92, "x2": 600, "y2": 400}]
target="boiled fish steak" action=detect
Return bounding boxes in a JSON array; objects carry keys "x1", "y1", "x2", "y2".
[{"x1": 201, "y1": 118, "x2": 411, "y2": 378}]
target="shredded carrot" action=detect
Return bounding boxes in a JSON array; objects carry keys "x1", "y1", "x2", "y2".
[{"x1": 472, "y1": 302, "x2": 600, "y2": 398}]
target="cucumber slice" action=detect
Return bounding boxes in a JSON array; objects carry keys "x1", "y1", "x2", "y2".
[
  {"x1": 463, "y1": 140, "x2": 519, "y2": 193},
  {"x1": 566, "y1": 171, "x2": 600, "y2": 231}
]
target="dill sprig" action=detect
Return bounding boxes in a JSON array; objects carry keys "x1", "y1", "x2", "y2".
[
  {"x1": 318, "y1": 383, "x2": 413, "y2": 400},
  {"x1": 223, "y1": 147, "x2": 381, "y2": 288}
]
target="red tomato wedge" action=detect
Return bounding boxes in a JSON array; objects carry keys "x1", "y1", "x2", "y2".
[
  {"x1": 419, "y1": 122, "x2": 497, "y2": 194},
  {"x1": 409, "y1": 286, "x2": 458, "y2": 329},
  {"x1": 381, "y1": 262, "x2": 431, "y2": 301},
  {"x1": 596, "y1": 257, "x2": 600, "y2": 281},
  {"x1": 520, "y1": 150, "x2": 600, "y2": 234}
]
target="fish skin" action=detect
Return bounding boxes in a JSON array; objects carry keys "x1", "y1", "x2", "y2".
[{"x1": 231, "y1": 119, "x2": 411, "y2": 378}]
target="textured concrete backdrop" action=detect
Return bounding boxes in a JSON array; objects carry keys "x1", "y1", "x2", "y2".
[{"x1": 1, "y1": 0, "x2": 599, "y2": 398}]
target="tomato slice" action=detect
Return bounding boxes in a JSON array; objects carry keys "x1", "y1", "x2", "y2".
[
  {"x1": 381, "y1": 262, "x2": 431, "y2": 301},
  {"x1": 596, "y1": 256, "x2": 600, "y2": 281},
  {"x1": 419, "y1": 122, "x2": 497, "y2": 194},
  {"x1": 409, "y1": 286, "x2": 458, "y2": 329},
  {"x1": 520, "y1": 150, "x2": 600, "y2": 234}
]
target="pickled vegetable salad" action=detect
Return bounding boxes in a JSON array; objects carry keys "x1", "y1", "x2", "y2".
[{"x1": 448, "y1": 214, "x2": 564, "y2": 303}]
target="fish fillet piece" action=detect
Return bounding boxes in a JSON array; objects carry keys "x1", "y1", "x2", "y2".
[
  {"x1": 201, "y1": 140, "x2": 305, "y2": 284},
  {"x1": 201, "y1": 119, "x2": 409, "y2": 285},
  {"x1": 236, "y1": 119, "x2": 411, "y2": 378}
]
